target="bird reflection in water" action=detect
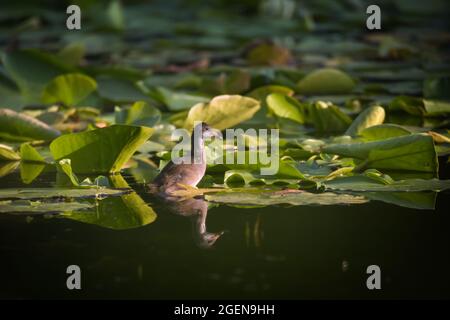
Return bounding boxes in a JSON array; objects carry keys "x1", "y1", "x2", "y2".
[{"x1": 148, "y1": 194, "x2": 224, "y2": 249}]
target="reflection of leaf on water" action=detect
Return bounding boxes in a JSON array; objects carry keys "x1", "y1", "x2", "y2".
[
  {"x1": 20, "y1": 162, "x2": 46, "y2": 184},
  {"x1": 63, "y1": 174, "x2": 157, "y2": 230},
  {"x1": 206, "y1": 189, "x2": 367, "y2": 206},
  {"x1": 362, "y1": 192, "x2": 437, "y2": 210},
  {"x1": 0, "y1": 161, "x2": 19, "y2": 178}
]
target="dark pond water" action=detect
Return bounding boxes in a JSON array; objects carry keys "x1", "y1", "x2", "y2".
[{"x1": 1, "y1": 169, "x2": 449, "y2": 299}]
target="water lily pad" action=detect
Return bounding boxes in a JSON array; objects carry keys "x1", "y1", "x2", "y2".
[
  {"x1": 41, "y1": 73, "x2": 97, "y2": 106},
  {"x1": 0, "y1": 144, "x2": 20, "y2": 161},
  {"x1": 184, "y1": 95, "x2": 260, "y2": 131},
  {"x1": 345, "y1": 105, "x2": 385, "y2": 136},
  {"x1": 266, "y1": 93, "x2": 305, "y2": 124},
  {"x1": 50, "y1": 125, "x2": 154, "y2": 174},
  {"x1": 297, "y1": 68, "x2": 355, "y2": 95},
  {"x1": 0, "y1": 108, "x2": 61, "y2": 142},
  {"x1": 0, "y1": 199, "x2": 92, "y2": 214},
  {"x1": 322, "y1": 134, "x2": 438, "y2": 173},
  {"x1": 206, "y1": 189, "x2": 367, "y2": 206}
]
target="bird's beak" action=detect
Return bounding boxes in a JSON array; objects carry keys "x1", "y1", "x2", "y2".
[{"x1": 205, "y1": 128, "x2": 223, "y2": 139}]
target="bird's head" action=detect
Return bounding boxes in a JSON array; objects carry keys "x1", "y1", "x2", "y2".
[{"x1": 194, "y1": 122, "x2": 222, "y2": 139}]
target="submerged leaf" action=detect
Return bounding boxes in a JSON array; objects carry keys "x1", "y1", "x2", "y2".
[{"x1": 50, "y1": 125, "x2": 154, "y2": 174}]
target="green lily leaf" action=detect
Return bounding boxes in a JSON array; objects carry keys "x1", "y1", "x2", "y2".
[
  {"x1": 2, "y1": 49, "x2": 71, "y2": 103},
  {"x1": 389, "y1": 96, "x2": 450, "y2": 117},
  {"x1": 150, "y1": 87, "x2": 209, "y2": 111},
  {"x1": 247, "y1": 85, "x2": 294, "y2": 102},
  {"x1": 0, "y1": 108, "x2": 61, "y2": 142},
  {"x1": 41, "y1": 73, "x2": 97, "y2": 106},
  {"x1": 203, "y1": 69, "x2": 251, "y2": 95},
  {"x1": 360, "y1": 124, "x2": 411, "y2": 141},
  {"x1": 0, "y1": 199, "x2": 93, "y2": 214},
  {"x1": 345, "y1": 105, "x2": 385, "y2": 136},
  {"x1": 184, "y1": 95, "x2": 260, "y2": 131},
  {"x1": 297, "y1": 68, "x2": 355, "y2": 95},
  {"x1": 50, "y1": 124, "x2": 154, "y2": 174},
  {"x1": 224, "y1": 170, "x2": 300, "y2": 187},
  {"x1": 323, "y1": 176, "x2": 450, "y2": 192},
  {"x1": 0, "y1": 187, "x2": 130, "y2": 200},
  {"x1": 115, "y1": 100, "x2": 161, "y2": 127},
  {"x1": 0, "y1": 144, "x2": 20, "y2": 161},
  {"x1": 424, "y1": 76, "x2": 450, "y2": 99},
  {"x1": 246, "y1": 42, "x2": 292, "y2": 66},
  {"x1": 19, "y1": 143, "x2": 46, "y2": 163},
  {"x1": 322, "y1": 133, "x2": 438, "y2": 173},
  {"x1": 266, "y1": 93, "x2": 305, "y2": 124},
  {"x1": 97, "y1": 77, "x2": 149, "y2": 103},
  {"x1": 206, "y1": 189, "x2": 367, "y2": 206},
  {"x1": 307, "y1": 101, "x2": 352, "y2": 132}
]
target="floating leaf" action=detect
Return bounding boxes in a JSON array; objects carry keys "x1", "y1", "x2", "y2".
[
  {"x1": 97, "y1": 77, "x2": 149, "y2": 102},
  {"x1": 266, "y1": 93, "x2": 305, "y2": 124},
  {"x1": 0, "y1": 187, "x2": 129, "y2": 200},
  {"x1": 184, "y1": 95, "x2": 260, "y2": 131},
  {"x1": 345, "y1": 105, "x2": 385, "y2": 136},
  {"x1": 50, "y1": 125, "x2": 154, "y2": 174},
  {"x1": 115, "y1": 101, "x2": 161, "y2": 127},
  {"x1": 322, "y1": 134, "x2": 438, "y2": 173},
  {"x1": 246, "y1": 42, "x2": 292, "y2": 66},
  {"x1": 224, "y1": 170, "x2": 299, "y2": 186},
  {"x1": 0, "y1": 144, "x2": 20, "y2": 161},
  {"x1": 360, "y1": 124, "x2": 411, "y2": 141},
  {"x1": 307, "y1": 101, "x2": 352, "y2": 132},
  {"x1": 19, "y1": 143, "x2": 46, "y2": 163},
  {"x1": 324, "y1": 176, "x2": 450, "y2": 192},
  {"x1": 2, "y1": 49, "x2": 71, "y2": 102},
  {"x1": 0, "y1": 199, "x2": 92, "y2": 214},
  {"x1": 206, "y1": 189, "x2": 367, "y2": 206},
  {"x1": 41, "y1": 73, "x2": 97, "y2": 106},
  {"x1": 297, "y1": 68, "x2": 355, "y2": 95},
  {"x1": 389, "y1": 96, "x2": 450, "y2": 117},
  {"x1": 151, "y1": 87, "x2": 209, "y2": 111},
  {"x1": 247, "y1": 85, "x2": 294, "y2": 102},
  {"x1": 424, "y1": 76, "x2": 450, "y2": 99},
  {"x1": 0, "y1": 108, "x2": 61, "y2": 142}
]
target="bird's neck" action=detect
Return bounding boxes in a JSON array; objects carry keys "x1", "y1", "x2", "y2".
[{"x1": 191, "y1": 133, "x2": 205, "y2": 164}]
